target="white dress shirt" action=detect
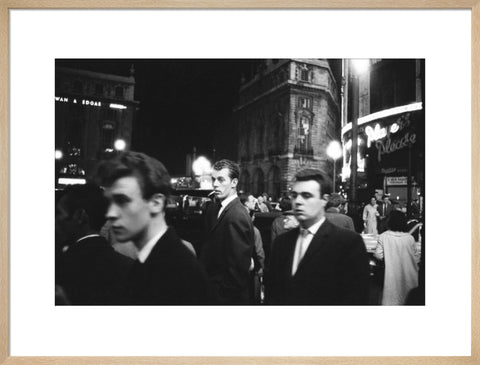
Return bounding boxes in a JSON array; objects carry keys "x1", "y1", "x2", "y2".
[
  {"x1": 218, "y1": 193, "x2": 237, "y2": 218},
  {"x1": 291, "y1": 217, "x2": 325, "y2": 275},
  {"x1": 137, "y1": 226, "x2": 168, "y2": 263}
]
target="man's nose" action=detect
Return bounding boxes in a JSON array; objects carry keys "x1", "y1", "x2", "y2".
[{"x1": 106, "y1": 204, "x2": 118, "y2": 220}]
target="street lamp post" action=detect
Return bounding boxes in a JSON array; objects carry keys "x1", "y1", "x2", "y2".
[{"x1": 326, "y1": 141, "x2": 342, "y2": 193}]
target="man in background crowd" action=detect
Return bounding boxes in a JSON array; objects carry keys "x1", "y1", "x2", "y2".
[
  {"x1": 201, "y1": 159, "x2": 254, "y2": 304},
  {"x1": 324, "y1": 193, "x2": 355, "y2": 231}
]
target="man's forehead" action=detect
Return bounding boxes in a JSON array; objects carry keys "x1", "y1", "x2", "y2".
[
  {"x1": 292, "y1": 180, "x2": 321, "y2": 194},
  {"x1": 212, "y1": 168, "x2": 230, "y2": 178},
  {"x1": 104, "y1": 176, "x2": 141, "y2": 195}
]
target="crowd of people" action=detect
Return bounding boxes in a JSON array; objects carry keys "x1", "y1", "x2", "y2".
[{"x1": 55, "y1": 150, "x2": 423, "y2": 306}]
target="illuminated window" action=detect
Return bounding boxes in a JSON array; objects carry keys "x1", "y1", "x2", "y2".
[
  {"x1": 101, "y1": 122, "x2": 115, "y2": 152},
  {"x1": 298, "y1": 97, "x2": 312, "y2": 109},
  {"x1": 296, "y1": 115, "x2": 312, "y2": 153}
]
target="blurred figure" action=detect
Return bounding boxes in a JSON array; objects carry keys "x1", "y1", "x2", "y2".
[
  {"x1": 377, "y1": 194, "x2": 394, "y2": 233},
  {"x1": 374, "y1": 210, "x2": 421, "y2": 305},
  {"x1": 266, "y1": 169, "x2": 370, "y2": 305},
  {"x1": 239, "y1": 195, "x2": 266, "y2": 304},
  {"x1": 261, "y1": 192, "x2": 273, "y2": 212},
  {"x1": 245, "y1": 194, "x2": 257, "y2": 212},
  {"x1": 201, "y1": 159, "x2": 254, "y2": 304},
  {"x1": 98, "y1": 151, "x2": 214, "y2": 305},
  {"x1": 256, "y1": 195, "x2": 270, "y2": 213},
  {"x1": 55, "y1": 183, "x2": 133, "y2": 305},
  {"x1": 270, "y1": 197, "x2": 299, "y2": 244},
  {"x1": 363, "y1": 197, "x2": 379, "y2": 234},
  {"x1": 324, "y1": 193, "x2": 355, "y2": 231}
]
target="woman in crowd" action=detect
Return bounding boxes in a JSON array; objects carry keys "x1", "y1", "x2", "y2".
[
  {"x1": 374, "y1": 210, "x2": 421, "y2": 305},
  {"x1": 363, "y1": 197, "x2": 379, "y2": 234}
]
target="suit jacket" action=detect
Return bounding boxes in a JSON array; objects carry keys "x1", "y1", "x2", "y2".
[
  {"x1": 265, "y1": 219, "x2": 370, "y2": 305},
  {"x1": 128, "y1": 227, "x2": 215, "y2": 305},
  {"x1": 200, "y1": 197, "x2": 254, "y2": 304},
  {"x1": 325, "y1": 207, "x2": 355, "y2": 231},
  {"x1": 56, "y1": 235, "x2": 134, "y2": 305}
]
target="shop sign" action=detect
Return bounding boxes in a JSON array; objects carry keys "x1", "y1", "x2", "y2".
[
  {"x1": 375, "y1": 131, "x2": 417, "y2": 162},
  {"x1": 386, "y1": 176, "x2": 407, "y2": 186},
  {"x1": 55, "y1": 96, "x2": 102, "y2": 107}
]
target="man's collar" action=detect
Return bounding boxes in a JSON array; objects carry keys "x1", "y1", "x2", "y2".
[
  {"x1": 303, "y1": 216, "x2": 326, "y2": 235},
  {"x1": 137, "y1": 226, "x2": 168, "y2": 263},
  {"x1": 220, "y1": 193, "x2": 237, "y2": 208}
]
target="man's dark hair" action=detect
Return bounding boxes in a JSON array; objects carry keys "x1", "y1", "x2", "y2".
[
  {"x1": 279, "y1": 197, "x2": 292, "y2": 212},
  {"x1": 212, "y1": 159, "x2": 240, "y2": 181},
  {"x1": 294, "y1": 168, "x2": 332, "y2": 196},
  {"x1": 95, "y1": 151, "x2": 171, "y2": 199},
  {"x1": 326, "y1": 193, "x2": 342, "y2": 209},
  {"x1": 387, "y1": 210, "x2": 408, "y2": 232},
  {"x1": 61, "y1": 183, "x2": 108, "y2": 231}
]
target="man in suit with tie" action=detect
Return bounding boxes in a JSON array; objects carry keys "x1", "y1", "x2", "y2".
[
  {"x1": 265, "y1": 168, "x2": 370, "y2": 305},
  {"x1": 98, "y1": 151, "x2": 214, "y2": 305},
  {"x1": 200, "y1": 159, "x2": 254, "y2": 304}
]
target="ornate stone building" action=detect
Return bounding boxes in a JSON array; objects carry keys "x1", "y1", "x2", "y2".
[
  {"x1": 55, "y1": 66, "x2": 138, "y2": 186},
  {"x1": 234, "y1": 59, "x2": 340, "y2": 199}
]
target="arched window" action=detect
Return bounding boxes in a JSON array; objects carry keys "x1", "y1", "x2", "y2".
[
  {"x1": 296, "y1": 114, "x2": 312, "y2": 153},
  {"x1": 239, "y1": 169, "x2": 251, "y2": 194},
  {"x1": 267, "y1": 166, "x2": 281, "y2": 200},
  {"x1": 101, "y1": 122, "x2": 116, "y2": 152},
  {"x1": 253, "y1": 168, "x2": 265, "y2": 196}
]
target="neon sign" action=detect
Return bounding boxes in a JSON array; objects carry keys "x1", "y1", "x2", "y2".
[
  {"x1": 375, "y1": 132, "x2": 417, "y2": 161},
  {"x1": 55, "y1": 96, "x2": 102, "y2": 107}
]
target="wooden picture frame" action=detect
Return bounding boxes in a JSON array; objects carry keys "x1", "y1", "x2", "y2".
[{"x1": 1, "y1": 1, "x2": 478, "y2": 364}]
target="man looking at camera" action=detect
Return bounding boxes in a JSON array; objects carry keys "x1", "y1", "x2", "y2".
[
  {"x1": 265, "y1": 168, "x2": 370, "y2": 305},
  {"x1": 200, "y1": 159, "x2": 254, "y2": 304}
]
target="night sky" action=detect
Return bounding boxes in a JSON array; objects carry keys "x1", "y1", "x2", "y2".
[{"x1": 55, "y1": 59, "x2": 259, "y2": 175}]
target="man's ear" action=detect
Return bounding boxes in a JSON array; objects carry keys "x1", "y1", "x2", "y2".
[
  {"x1": 150, "y1": 193, "x2": 165, "y2": 214},
  {"x1": 231, "y1": 177, "x2": 238, "y2": 189}
]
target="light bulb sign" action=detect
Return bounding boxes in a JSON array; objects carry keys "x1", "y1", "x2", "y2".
[{"x1": 55, "y1": 96, "x2": 103, "y2": 107}]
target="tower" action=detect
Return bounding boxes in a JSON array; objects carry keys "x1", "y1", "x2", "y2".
[{"x1": 234, "y1": 59, "x2": 341, "y2": 199}]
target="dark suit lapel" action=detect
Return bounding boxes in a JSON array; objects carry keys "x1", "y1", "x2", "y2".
[
  {"x1": 209, "y1": 197, "x2": 238, "y2": 232},
  {"x1": 284, "y1": 228, "x2": 300, "y2": 278},
  {"x1": 295, "y1": 220, "x2": 333, "y2": 273}
]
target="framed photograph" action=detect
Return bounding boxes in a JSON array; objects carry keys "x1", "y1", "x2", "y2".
[{"x1": 1, "y1": 1, "x2": 478, "y2": 364}]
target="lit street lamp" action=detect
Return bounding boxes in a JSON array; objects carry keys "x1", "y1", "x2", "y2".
[
  {"x1": 326, "y1": 140, "x2": 342, "y2": 193},
  {"x1": 114, "y1": 139, "x2": 126, "y2": 151},
  {"x1": 192, "y1": 156, "x2": 213, "y2": 189}
]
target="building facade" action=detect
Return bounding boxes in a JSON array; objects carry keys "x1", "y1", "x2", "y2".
[
  {"x1": 234, "y1": 59, "x2": 341, "y2": 199},
  {"x1": 55, "y1": 66, "x2": 138, "y2": 186},
  {"x1": 341, "y1": 59, "x2": 425, "y2": 214}
]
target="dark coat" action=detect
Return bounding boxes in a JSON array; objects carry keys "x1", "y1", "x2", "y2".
[
  {"x1": 127, "y1": 227, "x2": 215, "y2": 305},
  {"x1": 265, "y1": 219, "x2": 370, "y2": 305},
  {"x1": 325, "y1": 207, "x2": 355, "y2": 231},
  {"x1": 200, "y1": 197, "x2": 254, "y2": 304},
  {"x1": 56, "y1": 235, "x2": 134, "y2": 305}
]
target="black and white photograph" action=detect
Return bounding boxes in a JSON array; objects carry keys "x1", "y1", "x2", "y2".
[
  {"x1": 54, "y1": 58, "x2": 425, "y2": 306},
  {"x1": 6, "y1": 6, "x2": 474, "y2": 361}
]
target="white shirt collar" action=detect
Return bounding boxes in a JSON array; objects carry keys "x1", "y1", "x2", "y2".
[
  {"x1": 137, "y1": 226, "x2": 168, "y2": 263},
  {"x1": 220, "y1": 193, "x2": 237, "y2": 208},
  {"x1": 303, "y1": 216, "x2": 326, "y2": 235}
]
